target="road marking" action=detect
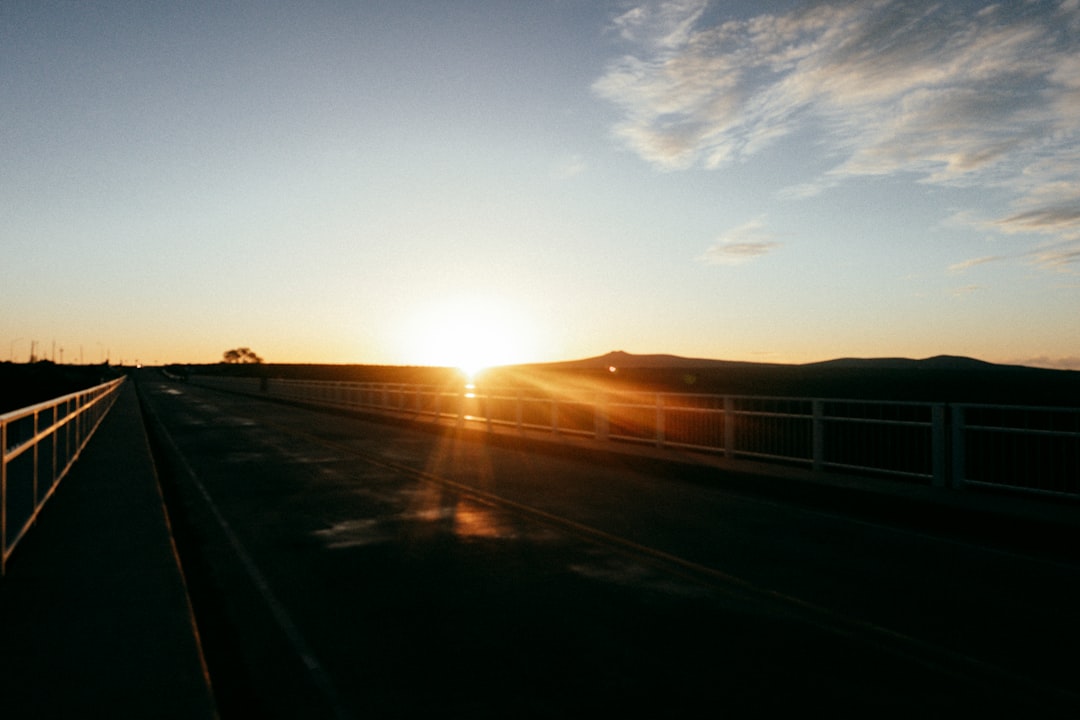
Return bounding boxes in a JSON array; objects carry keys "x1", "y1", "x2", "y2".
[{"x1": 143, "y1": 387, "x2": 355, "y2": 720}]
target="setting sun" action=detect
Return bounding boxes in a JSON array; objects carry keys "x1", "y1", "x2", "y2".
[{"x1": 402, "y1": 297, "x2": 537, "y2": 377}]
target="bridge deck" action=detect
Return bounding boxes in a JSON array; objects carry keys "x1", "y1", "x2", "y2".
[{"x1": 1, "y1": 373, "x2": 1078, "y2": 718}]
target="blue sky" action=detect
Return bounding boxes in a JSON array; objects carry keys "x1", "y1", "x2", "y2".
[{"x1": 3, "y1": 0, "x2": 1079, "y2": 370}]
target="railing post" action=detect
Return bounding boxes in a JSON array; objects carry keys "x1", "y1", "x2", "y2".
[
  {"x1": 64, "y1": 398, "x2": 72, "y2": 476},
  {"x1": 50, "y1": 404, "x2": 59, "y2": 498},
  {"x1": 516, "y1": 390, "x2": 523, "y2": 434},
  {"x1": 2, "y1": 420, "x2": 7, "y2": 576},
  {"x1": 812, "y1": 400, "x2": 825, "y2": 472},
  {"x1": 655, "y1": 393, "x2": 666, "y2": 448},
  {"x1": 931, "y1": 404, "x2": 946, "y2": 488},
  {"x1": 951, "y1": 405, "x2": 966, "y2": 490},
  {"x1": 551, "y1": 397, "x2": 559, "y2": 435},
  {"x1": 724, "y1": 397, "x2": 736, "y2": 457},
  {"x1": 32, "y1": 409, "x2": 40, "y2": 514},
  {"x1": 80, "y1": 392, "x2": 88, "y2": 456},
  {"x1": 594, "y1": 393, "x2": 609, "y2": 442}
]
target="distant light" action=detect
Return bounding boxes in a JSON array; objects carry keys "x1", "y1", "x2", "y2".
[{"x1": 608, "y1": 366, "x2": 617, "y2": 373}]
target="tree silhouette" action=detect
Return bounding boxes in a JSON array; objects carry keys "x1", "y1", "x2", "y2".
[{"x1": 222, "y1": 347, "x2": 264, "y2": 364}]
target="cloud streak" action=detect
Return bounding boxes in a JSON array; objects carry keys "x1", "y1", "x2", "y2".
[
  {"x1": 699, "y1": 218, "x2": 780, "y2": 266},
  {"x1": 595, "y1": 0, "x2": 1080, "y2": 265},
  {"x1": 951, "y1": 284, "x2": 983, "y2": 298},
  {"x1": 948, "y1": 255, "x2": 1004, "y2": 274}
]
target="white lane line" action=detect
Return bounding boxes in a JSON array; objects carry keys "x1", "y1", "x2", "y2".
[{"x1": 147, "y1": 392, "x2": 355, "y2": 720}]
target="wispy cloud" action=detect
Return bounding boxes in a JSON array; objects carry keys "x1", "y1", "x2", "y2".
[
  {"x1": 595, "y1": 0, "x2": 1080, "y2": 248},
  {"x1": 1030, "y1": 243, "x2": 1080, "y2": 273},
  {"x1": 951, "y1": 284, "x2": 984, "y2": 297},
  {"x1": 699, "y1": 218, "x2": 780, "y2": 266},
  {"x1": 610, "y1": 0, "x2": 707, "y2": 49},
  {"x1": 948, "y1": 255, "x2": 1004, "y2": 273},
  {"x1": 1002, "y1": 206, "x2": 1080, "y2": 230},
  {"x1": 944, "y1": 205, "x2": 1080, "y2": 273}
]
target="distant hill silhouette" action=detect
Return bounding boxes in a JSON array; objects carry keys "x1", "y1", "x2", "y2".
[
  {"x1": 525, "y1": 350, "x2": 778, "y2": 371},
  {"x1": 531, "y1": 350, "x2": 1008, "y2": 372},
  {"x1": 498, "y1": 351, "x2": 1079, "y2": 406},
  {"x1": 804, "y1": 355, "x2": 1003, "y2": 370}
]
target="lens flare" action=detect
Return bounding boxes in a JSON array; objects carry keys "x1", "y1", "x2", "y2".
[{"x1": 404, "y1": 296, "x2": 536, "y2": 376}]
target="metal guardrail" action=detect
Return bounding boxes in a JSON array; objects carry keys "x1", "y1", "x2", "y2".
[
  {"x1": 192, "y1": 376, "x2": 1079, "y2": 499},
  {"x1": 1, "y1": 377, "x2": 125, "y2": 575},
  {"x1": 953, "y1": 403, "x2": 1080, "y2": 498}
]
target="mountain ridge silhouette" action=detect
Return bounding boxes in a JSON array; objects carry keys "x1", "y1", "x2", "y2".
[{"x1": 528, "y1": 350, "x2": 1026, "y2": 372}]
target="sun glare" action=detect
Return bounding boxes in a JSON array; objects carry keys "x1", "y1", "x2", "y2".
[{"x1": 405, "y1": 297, "x2": 536, "y2": 378}]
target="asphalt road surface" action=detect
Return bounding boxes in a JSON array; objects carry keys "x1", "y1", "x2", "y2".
[{"x1": 136, "y1": 373, "x2": 1080, "y2": 718}]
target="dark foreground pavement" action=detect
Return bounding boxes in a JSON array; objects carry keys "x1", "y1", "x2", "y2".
[
  {"x1": 143, "y1": 376, "x2": 1080, "y2": 718},
  {"x1": 3, "y1": 373, "x2": 1080, "y2": 718},
  {"x1": 0, "y1": 381, "x2": 217, "y2": 718}
]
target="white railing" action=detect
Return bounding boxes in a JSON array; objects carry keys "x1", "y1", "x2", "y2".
[
  {"x1": 1, "y1": 377, "x2": 125, "y2": 575},
  {"x1": 952, "y1": 404, "x2": 1080, "y2": 498},
  {"x1": 191, "y1": 376, "x2": 1079, "y2": 499}
]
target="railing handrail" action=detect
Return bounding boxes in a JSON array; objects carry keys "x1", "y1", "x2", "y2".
[
  {"x1": 0, "y1": 380, "x2": 121, "y2": 423},
  {"x1": 192, "y1": 374, "x2": 1079, "y2": 418},
  {"x1": 244, "y1": 377, "x2": 951, "y2": 408},
  {"x1": 191, "y1": 374, "x2": 1080, "y2": 500},
  {"x1": 2, "y1": 376, "x2": 126, "y2": 575},
  {"x1": 953, "y1": 401, "x2": 1080, "y2": 413}
]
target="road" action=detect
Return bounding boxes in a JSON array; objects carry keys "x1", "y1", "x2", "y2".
[{"x1": 136, "y1": 373, "x2": 1080, "y2": 718}]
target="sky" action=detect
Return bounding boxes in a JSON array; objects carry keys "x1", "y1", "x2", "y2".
[{"x1": 3, "y1": 0, "x2": 1079, "y2": 370}]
